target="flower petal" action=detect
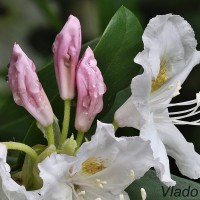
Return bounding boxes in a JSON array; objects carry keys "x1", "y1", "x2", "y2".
[
  {"x1": 140, "y1": 116, "x2": 176, "y2": 186},
  {"x1": 76, "y1": 187, "x2": 130, "y2": 200},
  {"x1": 38, "y1": 153, "x2": 75, "y2": 200},
  {"x1": 142, "y1": 14, "x2": 198, "y2": 80},
  {"x1": 114, "y1": 97, "x2": 143, "y2": 129},
  {"x1": 156, "y1": 122, "x2": 200, "y2": 179}
]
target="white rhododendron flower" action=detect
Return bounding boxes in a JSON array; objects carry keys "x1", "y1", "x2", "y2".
[
  {"x1": 115, "y1": 14, "x2": 200, "y2": 183},
  {"x1": 38, "y1": 121, "x2": 164, "y2": 200}
]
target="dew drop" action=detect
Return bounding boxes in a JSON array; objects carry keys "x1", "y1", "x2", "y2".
[
  {"x1": 89, "y1": 59, "x2": 97, "y2": 67},
  {"x1": 97, "y1": 82, "x2": 106, "y2": 95},
  {"x1": 82, "y1": 96, "x2": 90, "y2": 108},
  {"x1": 13, "y1": 93, "x2": 23, "y2": 106}
]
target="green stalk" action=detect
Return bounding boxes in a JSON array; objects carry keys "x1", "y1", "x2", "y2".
[
  {"x1": 46, "y1": 124, "x2": 54, "y2": 146},
  {"x1": 2, "y1": 142, "x2": 37, "y2": 161},
  {"x1": 58, "y1": 100, "x2": 71, "y2": 148},
  {"x1": 76, "y1": 131, "x2": 84, "y2": 150}
]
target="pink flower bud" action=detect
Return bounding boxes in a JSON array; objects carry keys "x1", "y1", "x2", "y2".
[
  {"x1": 52, "y1": 15, "x2": 81, "y2": 100},
  {"x1": 75, "y1": 47, "x2": 106, "y2": 132},
  {"x1": 8, "y1": 43, "x2": 54, "y2": 127}
]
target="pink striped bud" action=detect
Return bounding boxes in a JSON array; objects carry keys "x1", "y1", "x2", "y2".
[
  {"x1": 8, "y1": 43, "x2": 54, "y2": 127},
  {"x1": 52, "y1": 15, "x2": 81, "y2": 100},
  {"x1": 75, "y1": 47, "x2": 106, "y2": 132}
]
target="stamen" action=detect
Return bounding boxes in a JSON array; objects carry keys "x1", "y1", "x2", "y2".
[
  {"x1": 130, "y1": 169, "x2": 135, "y2": 179},
  {"x1": 168, "y1": 99, "x2": 197, "y2": 107},
  {"x1": 151, "y1": 59, "x2": 169, "y2": 92},
  {"x1": 96, "y1": 179, "x2": 107, "y2": 189},
  {"x1": 169, "y1": 107, "x2": 195, "y2": 115},
  {"x1": 141, "y1": 188, "x2": 147, "y2": 200},
  {"x1": 119, "y1": 194, "x2": 125, "y2": 200},
  {"x1": 172, "y1": 80, "x2": 181, "y2": 97},
  {"x1": 78, "y1": 191, "x2": 86, "y2": 196},
  {"x1": 162, "y1": 92, "x2": 200, "y2": 126}
]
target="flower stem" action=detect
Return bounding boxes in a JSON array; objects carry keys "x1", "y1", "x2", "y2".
[
  {"x1": 1, "y1": 142, "x2": 37, "y2": 161},
  {"x1": 76, "y1": 131, "x2": 84, "y2": 149},
  {"x1": 58, "y1": 100, "x2": 71, "y2": 149},
  {"x1": 46, "y1": 124, "x2": 54, "y2": 146}
]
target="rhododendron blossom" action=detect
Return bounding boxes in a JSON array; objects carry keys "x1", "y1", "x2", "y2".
[
  {"x1": 8, "y1": 43, "x2": 54, "y2": 127},
  {"x1": 115, "y1": 14, "x2": 200, "y2": 182},
  {"x1": 53, "y1": 15, "x2": 81, "y2": 100},
  {"x1": 75, "y1": 47, "x2": 106, "y2": 132}
]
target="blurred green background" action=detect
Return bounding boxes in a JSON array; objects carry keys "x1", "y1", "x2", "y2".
[{"x1": 1, "y1": 0, "x2": 200, "y2": 182}]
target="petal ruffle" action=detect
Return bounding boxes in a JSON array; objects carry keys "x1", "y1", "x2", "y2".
[
  {"x1": 142, "y1": 14, "x2": 198, "y2": 80},
  {"x1": 156, "y1": 122, "x2": 200, "y2": 179},
  {"x1": 139, "y1": 116, "x2": 176, "y2": 186},
  {"x1": 38, "y1": 153, "x2": 75, "y2": 200}
]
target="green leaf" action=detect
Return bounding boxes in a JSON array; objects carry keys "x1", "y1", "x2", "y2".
[
  {"x1": 96, "y1": 0, "x2": 140, "y2": 33},
  {"x1": 94, "y1": 6, "x2": 142, "y2": 118},
  {"x1": 127, "y1": 170, "x2": 200, "y2": 200}
]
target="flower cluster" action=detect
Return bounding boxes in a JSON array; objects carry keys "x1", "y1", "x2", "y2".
[{"x1": 1, "y1": 12, "x2": 200, "y2": 200}]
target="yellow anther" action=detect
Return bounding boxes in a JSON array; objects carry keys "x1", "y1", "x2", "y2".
[
  {"x1": 141, "y1": 188, "x2": 147, "y2": 200},
  {"x1": 130, "y1": 169, "x2": 135, "y2": 178},
  {"x1": 78, "y1": 191, "x2": 86, "y2": 196},
  {"x1": 151, "y1": 58, "x2": 169, "y2": 92},
  {"x1": 96, "y1": 179, "x2": 107, "y2": 189},
  {"x1": 82, "y1": 157, "x2": 106, "y2": 174},
  {"x1": 119, "y1": 194, "x2": 125, "y2": 200}
]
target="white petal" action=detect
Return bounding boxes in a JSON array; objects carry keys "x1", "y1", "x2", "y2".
[
  {"x1": 140, "y1": 116, "x2": 175, "y2": 186},
  {"x1": 114, "y1": 97, "x2": 143, "y2": 129},
  {"x1": 38, "y1": 153, "x2": 75, "y2": 200},
  {"x1": 77, "y1": 186, "x2": 130, "y2": 200},
  {"x1": 156, "y1": 122, "x2": 200, "y2": 179},
  {"x1": 131, "y1": 53, "x2": 152, "y2": 119},
  {"x1": 0, "y1": 159, "x2": 39, "y2": 200},
  {"x1": 0, "y1": 144, "x2": 7, "y2": 163},
  {"x1": 142, "y1": 14, "x2": 198, "y2": 80}
]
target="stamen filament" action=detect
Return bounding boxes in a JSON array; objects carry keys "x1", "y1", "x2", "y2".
[
  {"x1": 169, "y1": 107, "x2": 196, "y2": 115},
  {"x1": 168, "y1": 99, "x2": 196, "y2": 107},
  {"x1": 171, "y1": 109, "x2": 200, "y2": 120}
]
